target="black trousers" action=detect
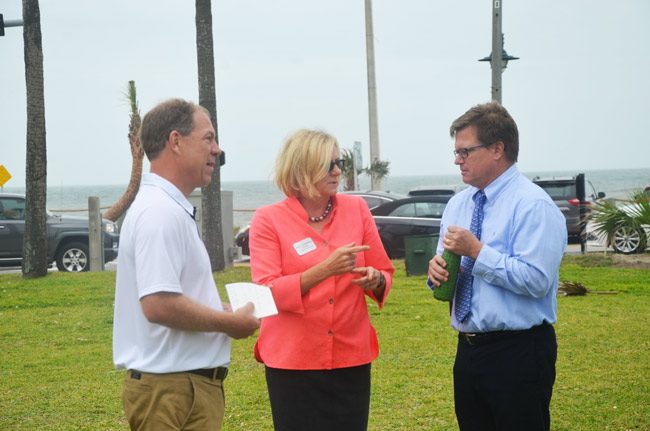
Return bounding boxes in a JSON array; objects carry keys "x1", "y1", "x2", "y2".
[
  {"x1": 265, "y1": 364, "x2": 371, "y2": 431},
  {"x1": 454, "y1": 323, "x2": 557, "y2": 431}
]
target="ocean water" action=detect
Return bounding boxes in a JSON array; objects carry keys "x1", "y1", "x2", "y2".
[{"x1": 3, "y1": 168, "x2": 649, "y2": 229}]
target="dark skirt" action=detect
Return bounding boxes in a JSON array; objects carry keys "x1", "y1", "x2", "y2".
[{"x1": 265, "y1": 364, "x2": 372, "y2": 431}]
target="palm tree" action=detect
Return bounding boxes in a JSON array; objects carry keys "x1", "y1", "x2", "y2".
[
  {"x1": 195, "y1": 0, "x2": 225, "y2": 271},
  {"x1": 103, "y1": 81, "x2": 144, "y2": 223},
  {"x1": 21, "y1": 0, "x2": 48, "y2": 278},
  {"x1": 364, "y1": 159, "x2": 390, "y2": 186},
  {"x1": 591, "y1": 193, "x2": 650, "y2": 254},
  {"x1": 340, "y1": 148, "x2": 356, "y2": 191}
]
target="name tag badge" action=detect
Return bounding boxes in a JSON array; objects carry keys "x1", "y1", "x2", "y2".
[{"x1": 293, "y1": 237, "x2": 317, "y2": 256}]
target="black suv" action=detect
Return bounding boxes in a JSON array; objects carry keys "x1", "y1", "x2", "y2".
[
  {"x1": 0, "y1": 193, "x2": 119, "y2": 272},
  {"x1": 532, "y1": 175, "x2": 605, "y2": 241}
]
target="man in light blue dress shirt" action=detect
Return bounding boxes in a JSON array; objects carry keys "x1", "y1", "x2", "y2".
[{"x1": 427, "y1": 102, "x2": 567, "y2": 431}]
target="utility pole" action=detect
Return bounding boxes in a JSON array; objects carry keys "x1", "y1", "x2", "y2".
[
  {"x1": 490, "y1": 1, "x2": 503, "y2": 103},
  {"x1": 364, "y1": 0, "x2": 381, "y2": 190},
  {"x1": 479, "y1": 0, "x2": 518, "y2": 104}
]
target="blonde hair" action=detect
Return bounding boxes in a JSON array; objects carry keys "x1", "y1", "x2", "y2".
[{"x1": 274, "y1": 129, "x2": 339, "y2": 198}]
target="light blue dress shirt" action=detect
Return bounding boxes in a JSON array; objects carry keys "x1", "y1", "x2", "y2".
[{"x1": 430, "y1": 165, "x2": 567, "y2": 333}]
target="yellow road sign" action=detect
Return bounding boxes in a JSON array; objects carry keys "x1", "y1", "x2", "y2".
[{"x1": 0, "y1": 165, "x2": 12, "y2": 187}]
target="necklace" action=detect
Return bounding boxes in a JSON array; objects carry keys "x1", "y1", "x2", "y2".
[{"x1": 308, "y1": 198, "x2": 333, "y2": 222}]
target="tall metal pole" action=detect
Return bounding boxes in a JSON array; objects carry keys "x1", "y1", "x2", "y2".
[
  {"x1": 364, "y1": 0, "x2": 381, "y2": 190},
  {"x1": 490, "y1": 0, "x2": 503, "y2": 103}
]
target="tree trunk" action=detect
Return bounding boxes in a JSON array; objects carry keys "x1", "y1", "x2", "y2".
[
  {"x1": 341, "y1": 149, "x2": 355, "y2": 191},
  {"x1": 103, "y1": 81, "x2": 144, "y2": 222},
  {"x1": 22, "y1": 0, "x2": 48, "y2": 278},
  {"x1": 195, "y1": 0, "x2": 225, "y2": 271}
]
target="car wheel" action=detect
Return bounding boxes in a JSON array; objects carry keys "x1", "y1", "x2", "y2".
[
  {"x1": 612, "y1": 226, "x2": 646, "y2": 254},
  {"x1": 56, "y1": 242, "x2": 90, "y2": 272}
]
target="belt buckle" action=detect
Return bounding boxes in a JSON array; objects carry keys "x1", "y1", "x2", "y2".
[{"x1": 214, "y1": 367, "x2": 228, "y2": 380}]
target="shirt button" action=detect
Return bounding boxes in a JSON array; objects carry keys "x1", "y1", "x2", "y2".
[
  {"x1": 327, "y1": 330, "x2": 333, "y2": 336},
  {"x1": 329, "y1": 298, "x2": 334, "y2": 304}
]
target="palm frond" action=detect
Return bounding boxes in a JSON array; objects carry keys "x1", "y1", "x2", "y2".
[
  {"x1": 626, "y1": 199, "x2": 650, "y2": 225},
  {"x1": 340, "y1": 148, "x2": 360, "y2": 191},
  {"x1": 364, "y1": 159, "x2": 390, "y2": 179},
  {"x1": 590, "y1": 200, "x2": 632, "y2": 248},
  {"x1": 127, "y1": 80, "x2": 139, "y2": 116},
  {"x1": 591, "y1": 189, "x2": 650, "y2": 251}
]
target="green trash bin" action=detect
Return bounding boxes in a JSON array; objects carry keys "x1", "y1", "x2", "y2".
[{"x1": 404, "y1": 234, "x2": 439, "y2": 276}]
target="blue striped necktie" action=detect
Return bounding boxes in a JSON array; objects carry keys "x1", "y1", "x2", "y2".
[{"x1": 454, "y1": 190, "x2": 487, "y2": 322}]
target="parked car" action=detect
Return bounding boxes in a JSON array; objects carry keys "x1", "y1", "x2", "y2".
[
  {"x1": 370, "y1": 195, "x2": 450, "y2": 259},
  {"x1": 234, "y1": 224, "x2": 251, "y2": 257},
  {"x1": 234, "y1": 191, "x2": 406, "y2": 256},
  {"x1": 407, "y1": 184, "x2": 466, "y2": 197},
  {"x1": 0, "y1": 193, "x2": 119, "y2": 271},
  {"x1": 532, "y1": 176, "x2": 605, "y2": 242},
  {"x1": 586, "y1": 198, "x2": 650, "y2": 254},
  {"x1": 339, "y1": 190, "x2": 406, "y2": 210}
]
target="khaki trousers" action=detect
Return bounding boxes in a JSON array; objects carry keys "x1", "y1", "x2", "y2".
[{"x1": 122, "y1": 370, "x2": 225, "y2": 431}]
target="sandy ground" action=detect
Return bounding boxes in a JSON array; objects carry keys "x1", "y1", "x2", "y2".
[
  {"x1": 606, "y1": 252, "x2": 650, "y2": 269},
  {"x1": 566, "y1": 243, "x2": 650, "y2": 269}
]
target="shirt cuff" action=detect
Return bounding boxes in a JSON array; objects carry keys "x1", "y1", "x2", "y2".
[
  {"x1": 473, "y1": 244, "x2": 499, "y2": 280},
  {"x1": 268, "y1": 273, "x2": 305, "y2": 314}
]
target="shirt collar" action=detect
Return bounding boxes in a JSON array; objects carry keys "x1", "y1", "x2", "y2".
[
  {"x1": 286, "y1": 196, "x2": 308, "y2": 220},
  {"x1": 467, "y1": 164, "x2": 519, "y2": 203},
  {"x1": 142, "y1": 173, "x2": 196, "y2": 219}
]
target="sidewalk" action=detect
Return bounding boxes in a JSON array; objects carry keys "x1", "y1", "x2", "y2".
[{"x1": 566, "y1": 242, "x2": 608, "y2": 255}]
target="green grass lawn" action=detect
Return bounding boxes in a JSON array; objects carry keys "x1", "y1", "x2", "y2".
[{"x1": 1, "y1": 256, "x2": 649, "y2": 430}]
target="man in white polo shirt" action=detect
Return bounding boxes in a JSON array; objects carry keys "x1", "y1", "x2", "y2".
[{"x1": 113, "y1": 98, "x2": 260, "y2": 430}]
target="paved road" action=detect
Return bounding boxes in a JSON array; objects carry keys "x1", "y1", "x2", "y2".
[{"x1": 0, "y1": 244, "x2": 605, "y2": 274}]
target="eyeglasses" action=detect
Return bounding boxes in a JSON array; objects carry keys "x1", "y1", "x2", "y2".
[
  {"x1": 329, "y1": 159, "x2": 345, "y2": 172},
  {"x1": 453, "y1": 144, "x2": 489, "y2": 160}
]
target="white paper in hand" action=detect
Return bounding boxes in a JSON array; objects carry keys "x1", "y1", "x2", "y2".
[{"x1": 225, "y1": 282, "x2": 278, "y2": 319}]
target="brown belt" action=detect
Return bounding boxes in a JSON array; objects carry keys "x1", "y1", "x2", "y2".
[
  {"x1": 129, "y1": 367, "x2": 228, "y2": 381},
  {"x1": 187, "y1": 367, "x2": 229, "y2": 380}
]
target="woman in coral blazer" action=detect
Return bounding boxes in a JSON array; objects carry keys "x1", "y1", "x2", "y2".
[{"x1": 249, "y1": 129, "x2": 394, "y2": 431}]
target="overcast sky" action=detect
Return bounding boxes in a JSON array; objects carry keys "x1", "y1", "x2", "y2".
[{"x1": 1, "y1": 0, "x2": 649, "y2": 187}]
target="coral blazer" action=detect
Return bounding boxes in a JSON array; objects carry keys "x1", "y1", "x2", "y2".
[{"x1": 249, "y1": 194, "x2": 394, "y2": 370}]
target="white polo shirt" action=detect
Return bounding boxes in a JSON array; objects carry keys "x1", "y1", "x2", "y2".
[{"x1": 113, "y1": 173, "x2": 230, "y2": 373}]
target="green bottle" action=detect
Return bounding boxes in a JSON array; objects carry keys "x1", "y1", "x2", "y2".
[{"x1": 433, "y1": 250, "x2": 460, "y2": 302}]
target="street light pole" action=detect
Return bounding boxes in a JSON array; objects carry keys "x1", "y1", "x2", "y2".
[
  {"x1": 478, "y1": 0, "x2": 518, "y2": 104},
  {"x1": 364, "y1": 0, "x2": 381, "y2": 191},
  {"x1": 490, "y1": 1, "x2": 503, "y2": 103}
]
